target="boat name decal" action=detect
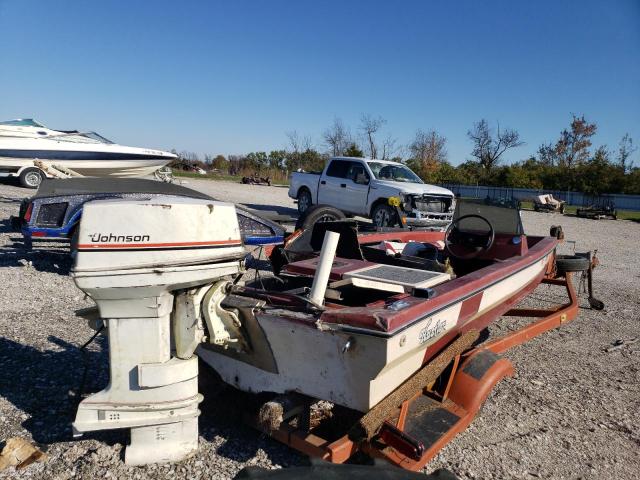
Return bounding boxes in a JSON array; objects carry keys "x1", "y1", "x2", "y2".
[
  {"x1": 418, "y1": 317, "x2": 447, "y2": 345},
  {"x1": 89, "y1": 233, "x2": 151, "y2": 243}
]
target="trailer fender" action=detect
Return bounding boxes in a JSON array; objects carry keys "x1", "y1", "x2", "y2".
[{"x1": 447, "y1": 349, "x2": 514, "y2": 415}]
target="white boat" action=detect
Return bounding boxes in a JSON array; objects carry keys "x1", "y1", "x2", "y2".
[{"x1": 0, "y1": 119, "x2": 177, "y2": 187}]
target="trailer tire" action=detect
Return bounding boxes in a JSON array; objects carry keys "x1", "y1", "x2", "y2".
[
  {"x1": 296, "y1": 188, "x2": 312, "y2": 214},
  {"x1": 19, "y1": 168, "x2": 43, "y2": 189},
  {"x1": 295, "y1": 204, "x2": 346, "y2": 231},
  {"x1": 556, "y1": 255, "x2": 590, "y2": 273}
]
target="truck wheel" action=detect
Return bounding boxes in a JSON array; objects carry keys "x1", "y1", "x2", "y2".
[
  {"x1": 372, "y1": 203, "x2": 398, "y2": 227},
  {"x1": 19, "y1": 168, "x2": 43, "y2": 189},
  {"x1": 295, "y1": 204, "x2": 346, "y2": 231},
  {"x1": 297, "y1": 188, "x2": 312, "y2": 214}
]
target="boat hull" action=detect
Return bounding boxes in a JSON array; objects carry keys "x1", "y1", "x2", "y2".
[
  {"x1": 0, "y1": 156, "x2": 171, "y2": 177},
  {"x1": 199, "y1": 250, "x2": 553, "y2": 412},
  {"x1": 0, "y1": 137, "x2": 175, "y2": 178}
]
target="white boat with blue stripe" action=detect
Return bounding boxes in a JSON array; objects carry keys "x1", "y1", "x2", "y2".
[{"x1": 0, "y1": 119, "x2": 177, "y2": 187}]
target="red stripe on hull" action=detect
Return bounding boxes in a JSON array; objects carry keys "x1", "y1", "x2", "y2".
[{"x1": 458, "y1": 292, "x2": 483, "y2": 321}]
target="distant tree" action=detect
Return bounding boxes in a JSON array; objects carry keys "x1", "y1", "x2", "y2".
[
  {"x1": 536, "y1": 143, "x2": 556, "y2": 167},
  {"x1": 323, "y1": 118, "x2": 350, "y2": 156},
  {"x1": 179, "y1": 151, "x2": 201, "y2": 162},
  {"x1": 359, "y1": 114, "x2": 386, "y2": 159},
  {"x1": 306, "y1": 149, "x2": 327, "y2": 171},
  {"x1": 380, "y1": 134, "x2": 398, "y2": 160},
  {"x1": 285, "y1": 130, "x2": 313, "y2": 170},
  {"x1": 575, "y1": 146, "x2": 621, "y2": 195},
  {"x1": 617, "y1": 133, "x2": 636, "y2": 173},
  {"x1": 551, "y1": 115, "x2": 597, "y2": 168},
  {"x1": 457, "y1": 160, "x2": 484, "y2": 183},
  {"x1": 227, "y1": 154, "x2": 247, "y2": 175},
  {"x1": 407, "y1": 130, "x2": 447, "y2": 178},
  {"x1": 245, "y1": 152, "x2": 269, "y2": 171},
  {"x1": 211, "y1": 154, "x2": 228, "y2": 170},
  {"x1": 268, "y1": 150, "x2": 287, "y2": 170},
  {"x1": 495, "y1": 158, "x2": 544, "y2": 189},
  {"x1": 467, "y1": 119, "x2": 524, "y2": 172},
  {"x1": 343, "y1": 143, "x2": 364, "y2": 157},
  {"x1": 624, "y1": 167, "x2": 640, "y2": 194}
]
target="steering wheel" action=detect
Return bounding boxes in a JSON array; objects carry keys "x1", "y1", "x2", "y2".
[{"x1": 445, "y1": 214, "x2": 495, "y2": 260}]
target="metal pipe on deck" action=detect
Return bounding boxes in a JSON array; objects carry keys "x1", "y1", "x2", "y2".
[{"x1": 309, "y1": 230, "x2": 340, "y2": 306}]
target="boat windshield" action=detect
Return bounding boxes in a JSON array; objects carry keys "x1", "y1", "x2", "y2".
[
  {"x1": 48, "y1": 132, "x2": 114, "y2": 144},
  {"x1": 454, "y1": 198, "x2": 524, "y2": 235},
  {"x1": 0, "y1": 119, "x2": 46, "y2": 127},
  {"x1": 367, "y1": 162, "x2": 423, "y2": 184}
]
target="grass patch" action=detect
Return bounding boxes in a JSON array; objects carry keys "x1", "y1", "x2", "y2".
[
  {"x1": 616, "y1": 210, "x2": 640, "y2": 221},
  {"x1": 173, "y1": 171, "x2": 244, "y2": 182},
  {"x1": 172, "y1": 170, "x2": 290, "y2": 186}
]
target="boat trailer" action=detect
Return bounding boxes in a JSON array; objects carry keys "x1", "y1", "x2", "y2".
[{"x1": 247, "y1": 269, "x2": 583, "y2": 471}]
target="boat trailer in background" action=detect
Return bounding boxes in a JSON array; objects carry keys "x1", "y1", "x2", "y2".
[{"x1": 576, "y1": 197, "x2": 617, "y2": 220}]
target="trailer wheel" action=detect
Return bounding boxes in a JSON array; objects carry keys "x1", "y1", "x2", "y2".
[
  {"x1": 296, "y1": 188, "x2": 312, "y2": 214},
  {"x1": 556, "y1": 255, "x2": 590, "y2": 273},
  {"x1": 295, "y1": 204, "x2": 346, "y2": 231},
  {"x1": 19, "y1": 168, "x2": 43, "y2": 189}
]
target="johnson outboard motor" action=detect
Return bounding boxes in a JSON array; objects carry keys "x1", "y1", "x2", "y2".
[{"x1": 71, "y1": 196, "x2": 246, "y2": 465}]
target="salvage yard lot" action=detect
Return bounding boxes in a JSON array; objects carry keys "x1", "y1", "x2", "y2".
[{"x1": 0, "y1": 179, "x2": 639, "y2": 479}]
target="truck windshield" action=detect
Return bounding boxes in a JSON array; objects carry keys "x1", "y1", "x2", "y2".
[{"x1": 367, "y1": 162, "x2": 423, "y2": 183}]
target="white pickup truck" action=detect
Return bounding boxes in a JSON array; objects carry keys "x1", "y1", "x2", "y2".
[{"x1": 288, "y1": 157, "x2": 455, "y2": 227}]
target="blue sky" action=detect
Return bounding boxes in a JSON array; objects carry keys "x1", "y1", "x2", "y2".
[{"x1": 1, "y1": 0, "x2": 638, "y2": 165}]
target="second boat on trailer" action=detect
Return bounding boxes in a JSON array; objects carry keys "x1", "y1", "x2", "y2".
[
  {"x1": 0, "y1": 119, "x2": 177, "y2": 187},
  {"x1": 67, "y1": 195, "x2": 597, "y2": 468}
]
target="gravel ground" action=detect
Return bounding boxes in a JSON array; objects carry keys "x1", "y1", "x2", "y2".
[{"x1": 0, "y1": 178, "x2": 638, "y2": 479}]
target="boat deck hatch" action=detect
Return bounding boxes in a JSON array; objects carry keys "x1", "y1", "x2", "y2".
[{"x1": 344, "y1": 264, "x2": 450, "y2": 293}]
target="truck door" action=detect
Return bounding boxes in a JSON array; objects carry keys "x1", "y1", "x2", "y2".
[
  {"x1": 318, "y1": 159, "x2": 350, "y2": 208},
  {"x1": 318, "y1": 160, "x2": 370, "y2": 215},
  {"x1": 343, "y1": 162, "x2": 370, "y2": 215}
]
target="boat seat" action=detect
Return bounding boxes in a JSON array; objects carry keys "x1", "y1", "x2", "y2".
[{"x1": 282, "y1": 256, "x2": 451, "y2": 294}]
